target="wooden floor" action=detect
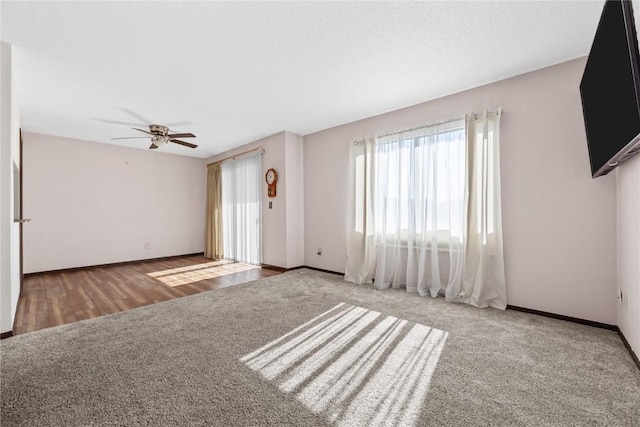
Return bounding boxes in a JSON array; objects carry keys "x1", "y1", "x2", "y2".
[{"x1": 13, "y1": 255, "x2": 281, "y2": 335}]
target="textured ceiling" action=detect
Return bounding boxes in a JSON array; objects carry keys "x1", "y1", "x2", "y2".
[{"x1": 1, "y1": 1, "x2": 605, "y2": 158}]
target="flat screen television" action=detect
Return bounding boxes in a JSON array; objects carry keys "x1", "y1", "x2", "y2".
[{"x1": 580, "y1": 0, "x2": 640, "y2": 178}]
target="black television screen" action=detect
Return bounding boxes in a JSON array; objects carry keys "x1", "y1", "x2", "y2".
[{"x1": 580, "y1": 0, "x2": 640, "y2": 177}]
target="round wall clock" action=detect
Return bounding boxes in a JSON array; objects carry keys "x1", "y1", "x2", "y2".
[{"x1": 265, "y1": 168, "x2": 278, "y2": 197}]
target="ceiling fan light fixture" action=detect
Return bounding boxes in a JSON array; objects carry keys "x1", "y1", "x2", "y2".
[{"x1": 151, "y1": 135, "x2": 169, "y2": 145}]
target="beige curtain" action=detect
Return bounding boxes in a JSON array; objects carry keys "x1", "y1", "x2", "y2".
[
  {"x1": 445, "y1": 109, "x2": 506, "y2": 309},
  {"x1": 205, "y1": 162, "x2": 223, "y2": 259}
]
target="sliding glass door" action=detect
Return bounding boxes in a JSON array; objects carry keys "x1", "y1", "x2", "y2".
[{"x1": 221, "y1": 153, "x2": 262, "y2": 265}]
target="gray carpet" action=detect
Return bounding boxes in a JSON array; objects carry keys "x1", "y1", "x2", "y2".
[{"x1": 1, "y1": 269, "x2": 639, "y2": 426}]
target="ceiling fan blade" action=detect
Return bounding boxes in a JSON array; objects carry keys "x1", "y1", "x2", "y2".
[
  {"x1": 111, "y1": 136, "x2": 151, "y2": 140},
  {"x1": 94, "y1": 118, "x2": 145, "y2": 127},
  {"x1": 166, "y1": 121, "x2": 192, "y2": 128},
  {"x1": 149, "y1": 143, "x2": 158, "y2": 149},
  {"x1": 121, "y1": 108, "x2": 153, "y2": 125},
  {"x1": 132, "y1": 127, "x2": 153, "y2": 135},
  {"x1": 170, "y1": 139, "x2": 197, "y2": 148},
  {"x1": 167, "y1": 133, "x2": 195, "y2": 139}
]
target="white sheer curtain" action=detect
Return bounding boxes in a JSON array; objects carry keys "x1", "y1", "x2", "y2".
[
  {"x1": 345, "y1": 110, "x2": 507, "y2": 310},
  {"x1": 345, "y1": 139, "x2": 377, "y2": 284},
  {"x1": 445, "y1": 110, "x2": 506, "y2": 309},
  {"x1": 373, "y1": 120, "x2": 466, "y2": 297},
  {"x1": 221, "y1": 152, "x2": 262, "y2": 265}
]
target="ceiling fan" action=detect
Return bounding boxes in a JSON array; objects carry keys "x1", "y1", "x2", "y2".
[{"x1": 111, "y1": 124, "x2": 197, "y2": 149}]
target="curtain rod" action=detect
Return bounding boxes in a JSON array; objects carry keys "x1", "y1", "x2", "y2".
[
  {"x1": 352, "y1": 108, "x2": 501, "y2": 145},
  {"x1": 374, "y1": 115, "x2": 465, "y2": 140},
  {"x1": 206, "y1": 146, "x2": 265, "y2": 166},
  {"x1": 469, "y1": 108, "x2": 501, "y2": 121}
]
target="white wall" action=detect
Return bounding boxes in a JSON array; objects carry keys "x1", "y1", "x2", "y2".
[
  {"x1": 617, "y1": 0, "x2": 640, "y2": 360},
  {"x1": 304, "y1": 58, "x2": 618, "y2": 325},
  {"x1": 0, "y1": 42, "x2": 21, "y2": 334},
  {"x1": 285, "y1": 132, "x2": 304, "y2": 268},
  {"x1": 617, "y1": 154, "x2": 640, "y2": 357},
  {"x1": 22, "y1": 132, "x2": 206, "y2": 273},
  {"x1": 205, "y1": 131, "x2": 304, "y2": 269}
]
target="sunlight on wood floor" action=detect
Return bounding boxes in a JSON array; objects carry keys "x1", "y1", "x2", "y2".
[{"x1": 148, "y1": 259, "x2": 261, "y2": 287}]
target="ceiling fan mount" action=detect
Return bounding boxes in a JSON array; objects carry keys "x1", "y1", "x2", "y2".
[
  {"x1": 148, "y1": 124, "x2": 170, "y2": 135},
  {"x1": 111, "y1": 124, "x2": 198, "y2": 150}
]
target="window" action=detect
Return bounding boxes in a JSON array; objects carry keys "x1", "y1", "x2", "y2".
[{"x1": 374, "y1": 119, "x2": 466, "y2": 248}]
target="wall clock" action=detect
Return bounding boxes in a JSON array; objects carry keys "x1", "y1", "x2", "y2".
[{"x1": 265, "y1": 168, "x2": 278, "y2": 198}]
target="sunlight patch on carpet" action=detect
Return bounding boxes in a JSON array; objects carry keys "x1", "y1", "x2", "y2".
[
  {"x1": 241, "y1": 303, "x2": 448, "y2": 427},
  {"x1": 147, "y1": 260, "x2": 259, "y2": 287}
]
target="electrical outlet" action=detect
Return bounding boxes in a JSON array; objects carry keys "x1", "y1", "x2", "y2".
[
  {"x1": 144, "y1": 242, "x2": 150, "y2": 250},
  {"x1": 317, "y1": 248, "x2": 322, "y2": 256},
  {"x1": 623, "y1": 291, "x2": 628, "y2": 310},
  {"x1": 617, "y1": 290, "x2": 623, "y2": 307}
]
